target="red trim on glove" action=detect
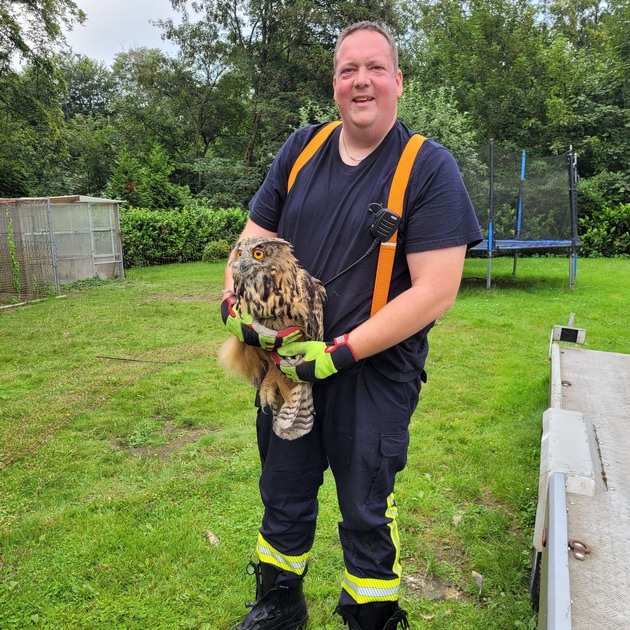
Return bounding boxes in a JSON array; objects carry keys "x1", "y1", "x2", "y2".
[{"x1": 325, "y1": 334, "x2": 358, "y2": 361}]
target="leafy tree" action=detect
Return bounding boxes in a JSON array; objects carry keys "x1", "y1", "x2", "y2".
[
  {"x1": 110, "y1": 50, "x2": 224, "y2": 197},
  {"x1": 56, "y1": 53, "x2": 116, "y2": 118},
  {"x1": 0, "y1": 120, "x2": 34, "y2": 196},
  {"x1": 542, "y1": 0, "x2": 610, "y2": 49},
  {"x1": 153, "y1": 14, "x2": 247, "y2": 164},
  {"x1": 111, "y1": 48, "x2": 186, "y2": 160},
  {"x1": 104, "y1": 147, "x2": 146, "y2": 206},
  {"x1": 166, "y1": 0, "x2": 402, "y2": 164},
  {"x1": 604, "y1": 0, "x2": 630, "y2": 108},
  {"x1": 105, "y1": 143, "x2": 190, "y2": 208},
  {"x1": 0, "y1": 61, "x2": 72, "y2": 196},
  {"x1": 398, "y1": 83, "x2": 481, "y2": 172},
  {"x1": 188, "y1": 157, "x2": 264, "y2": 209},
  {"x1": 0, "y1": 0, "x2": 85, "y2": 197},
  {"x1": 538, "y1": 3, "x2": 630, "y2": 178},
  {"x1": 0, "y1": 0, "x2": 85, "y2": 76},
  {"x1": 59, "y1": 114, "x2": 118, "y2": 194},
  {"x1": 110, "y1": 45, "x2": 249, "y2": 195},
  {"x1": 406, "y1": 0, "x2": 548, "y2": 146},
  {"x1": 142, "y1": 144, "x2": 191, "y2": 208}
]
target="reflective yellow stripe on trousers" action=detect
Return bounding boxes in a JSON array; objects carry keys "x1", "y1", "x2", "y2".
[
  {"x1": 342, "y1": 494, "x2": 402, "y2": 603},
  {"x1": 256, "y1": 532, "x2": 309, "y2": 575}
]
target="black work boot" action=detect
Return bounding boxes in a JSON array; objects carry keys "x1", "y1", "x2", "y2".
[
  {"x1": 232, "y1": 562, "x2": 308, "y2": 630},
  {"x1": 335, "y1": 602, "x2": 410, "y2": 630}
]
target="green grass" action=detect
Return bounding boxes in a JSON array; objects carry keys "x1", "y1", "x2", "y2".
[{"x1": 1, "y1": 256, "x2": 628, "y2": 629}]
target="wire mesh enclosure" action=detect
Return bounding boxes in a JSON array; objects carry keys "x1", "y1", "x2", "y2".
[
  {"x1": 461, "y1": 143, "x2": 580, "y2": 289},
  {"x1": 0, "y1": 196, "x2": 124, "y2": 302}
]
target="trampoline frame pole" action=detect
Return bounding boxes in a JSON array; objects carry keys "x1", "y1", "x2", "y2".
[
  {"x1": 513, "y1": 150, "x2": 526, "y2": 277},
  {"x1": 568, "y1": 147, "x2": 579, "y2": 291},
  {"x1": 487, "y1": 139, "x2": 495, "y2": 291}
]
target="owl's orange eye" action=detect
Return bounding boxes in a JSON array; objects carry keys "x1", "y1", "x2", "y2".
[
  {"x1": 235, "y1": 250, "x2": 242, "y2": 258},
  {"x1": 253, "y1": 249, "x2": 265, "y2": 260}
]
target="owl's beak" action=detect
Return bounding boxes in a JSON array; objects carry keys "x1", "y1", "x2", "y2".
[{"x1": 233, "y1": 259, "x2": 251, "y2": 274}]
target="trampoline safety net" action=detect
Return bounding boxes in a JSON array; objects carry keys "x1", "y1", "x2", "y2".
[{"x1": 460, "y1": 142, "x2": 580, "y2": 289}]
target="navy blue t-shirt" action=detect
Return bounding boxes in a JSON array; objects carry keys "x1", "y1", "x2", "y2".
[{"x1": 249, "y1": 121, "x2": 482, "y2": 382}]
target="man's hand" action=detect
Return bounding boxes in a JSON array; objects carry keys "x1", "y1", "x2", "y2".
[
  {"x1": 272, "y1": 335, "x2": 358, "y2": 383},
  {"x1": 221, "y1": 294, "x2": 303, "y2": 350}
]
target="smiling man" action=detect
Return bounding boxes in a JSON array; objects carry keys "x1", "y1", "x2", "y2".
[
  {"x1": 222, "y1": 21, "x2": 482, "y2": 630},
  {"x1": 333, "y1": 26, "x2": 402, "y2": 163}
]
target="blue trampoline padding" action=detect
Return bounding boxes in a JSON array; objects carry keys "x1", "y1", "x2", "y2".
[{"x1": 471, "y1": 239, "x2": 576, "y2": 251}]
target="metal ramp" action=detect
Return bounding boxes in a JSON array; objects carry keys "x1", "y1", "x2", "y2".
[{"x1": 533, "y1": 338, "x2": 630, "y2": 629}]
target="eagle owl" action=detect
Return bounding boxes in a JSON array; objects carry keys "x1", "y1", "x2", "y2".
[{"x1": 219, "y1": 236, "x2": 327, "y2": 440}]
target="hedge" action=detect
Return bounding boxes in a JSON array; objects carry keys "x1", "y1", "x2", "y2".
[{"x1": 119, "y1": 205, "x2": 248, "y2": 268}]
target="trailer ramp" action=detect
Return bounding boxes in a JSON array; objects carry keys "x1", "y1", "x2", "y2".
[{"x1": 534, "y1": 344, "x2": 630, "y2": 628}]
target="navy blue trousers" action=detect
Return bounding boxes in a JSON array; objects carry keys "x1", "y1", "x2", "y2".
[{"x1": 255, "y1": 361, "x2": 421, "y2": 604}]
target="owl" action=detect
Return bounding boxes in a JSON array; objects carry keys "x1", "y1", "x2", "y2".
[{"x1": 219, "y1": 236, "x2": 327, "y2": 440}]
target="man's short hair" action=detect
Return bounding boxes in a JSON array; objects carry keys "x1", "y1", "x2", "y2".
[{"x1": 334, "y1": 21, "x2": 399, "y2": 73}]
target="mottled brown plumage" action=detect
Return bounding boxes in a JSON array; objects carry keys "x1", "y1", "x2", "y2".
[{"x1": 219, "y1": 236, "x2": 326, "y2": 440}]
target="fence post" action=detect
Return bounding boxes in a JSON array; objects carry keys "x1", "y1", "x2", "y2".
[{"x1": 46, "y1": 198, "x2": 59, "y2": 292}]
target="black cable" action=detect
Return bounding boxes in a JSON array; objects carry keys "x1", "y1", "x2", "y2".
[
  {"x1": 322, "y1": 204, "x2": 400, "y2": 287},
  {"x1": 323, "y1": 238, "x2": 380, "y2": 286}
]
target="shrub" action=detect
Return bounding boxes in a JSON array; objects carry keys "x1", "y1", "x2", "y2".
[
  {"x1": 119, "y1": 205, "x2": 247, "y2": 267},
  {"x1": 579, "y1": 203, "x2": 630, "y2": 257},
  {"x1": 202, "y1": 239, "x2": 232, "y2": 263},
  {"x1": 578, "y1": 170, "x2": 630, "y2": 221},
  {"x1": 189, "y1": 158, "x2": 264, "y2": 209}
]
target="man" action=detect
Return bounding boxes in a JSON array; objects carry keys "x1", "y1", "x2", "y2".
[{"x1": 222, "y1": 21, "x2": 482, "y2": 630}]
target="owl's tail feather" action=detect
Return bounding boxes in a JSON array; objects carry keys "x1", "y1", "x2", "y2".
[
  {"x1": 272, "y1": 382, "x2": 314, "y2": 441},
  {"x1": 219, "y1": 338, "x2": 268, "y2": 388},
  {"x1": 220, "y1": 339, "x2": 314, "y2": 440}
]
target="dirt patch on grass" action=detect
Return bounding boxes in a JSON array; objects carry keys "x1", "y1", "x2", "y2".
[
  {"x1": 403, "y1": 571, "x2": 467, "y2": 601},
  {"x1": 121, "y1": 423, "x2": 220, "y2": 460},
  {"x1": 0, "y1": 344, "x2": 215, "y2": 471}
]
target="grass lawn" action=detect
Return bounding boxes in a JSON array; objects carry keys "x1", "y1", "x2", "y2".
[{"x1": 1, "y1": 255, "x2": 628, "y2": 629}]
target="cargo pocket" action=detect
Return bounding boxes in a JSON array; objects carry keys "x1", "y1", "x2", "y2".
[{"x1": 366, "y1": 430, "x2": 409, "y2": 505}]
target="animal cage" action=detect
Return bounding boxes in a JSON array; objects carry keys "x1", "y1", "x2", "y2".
[{"x1": 0, "y1": 196, "x2": 124, "y2": 301}]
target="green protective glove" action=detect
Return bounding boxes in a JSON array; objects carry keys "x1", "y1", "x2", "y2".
[
  {"x1": 271, "y1": 335, "x2": 358, "y2": 383},
  {"x1": 221, "y1": 294, "x2": 303, "y2": 350}
]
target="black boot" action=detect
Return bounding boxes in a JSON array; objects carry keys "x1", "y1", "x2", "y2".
[
  {"x1": 335, "y1": 602, "x2": 410, "y2": 630},
  {"x1": 232, "y1": 562, "x2": 308, "y2": 630}
]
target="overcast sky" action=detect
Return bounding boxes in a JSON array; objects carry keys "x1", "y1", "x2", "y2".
[{"x1": 64, "y1": 0, "x2": 180, "y2": 66}]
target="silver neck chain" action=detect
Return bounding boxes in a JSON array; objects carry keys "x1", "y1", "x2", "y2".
[{"x1": 341, "y1": 131, "x2": 367, "y2": 162}]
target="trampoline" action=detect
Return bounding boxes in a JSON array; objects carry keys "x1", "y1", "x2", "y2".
[{"x1": 464, "y1": 142, "x2": 581, "y2": 290}]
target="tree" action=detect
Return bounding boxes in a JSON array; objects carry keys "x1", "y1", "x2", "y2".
[
  {"x1": 541, "y1": 0, "x2": 610, "y2": 49},
  {"x1": 56, "y1": 53, "x2": 116, "y2": 118},
  {"x1": 537, "y1": 1, "x2": 630, "y2": 177},
  {"x1": 398, "y1": 83, "x2": 482, "y2": 175},
  {"x1": 105, "y1": 143, "x2": 190, "y2": 208},
  {"x1": 0, "y1": 0, "x2": 85, "y2": 76},
  {"x1": 109, "y1": 48, "x2": 184, "y2": 172},
  {"x1": 0, "y1": 60, "x2": 71, "y2": 197},
  {"x1": 166, "y1": 0, "x2": 402, "y2": 164},
  {"x1": 58, "y1": 114, "x2": 118, "y2": 195},
  {"x1": 405, "y1": 0, "x2": 549, "y2": 147},
  {"x1": 0, "y1": 0, "x2": 85, "y2": 197},
  {"x1": 603, "y1": 0, "x2": 630, "y2": 108}
]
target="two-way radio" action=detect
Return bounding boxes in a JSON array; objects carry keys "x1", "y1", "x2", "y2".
[
  {"x1": 369, "y1": 202, "x2": 400, "y2": 241},
  {"x1": 323, "y1": 203, "x2": 400, "y2": 287}
]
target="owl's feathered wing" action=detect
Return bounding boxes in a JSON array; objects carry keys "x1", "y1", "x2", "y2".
[{"x1": 219, "y1": 237, "x2": 326, "y2": 440}]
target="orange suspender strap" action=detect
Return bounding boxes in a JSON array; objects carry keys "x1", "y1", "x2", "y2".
[
  {"x1": 370, "y1": 133, "x2": 427, "y2": 317},
  {"x1": 286, "y1": 123, "x2": 425, "y2": 316},
  {"x1": 287, "y1": 121, "x2": 342, "y2": 193}
]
